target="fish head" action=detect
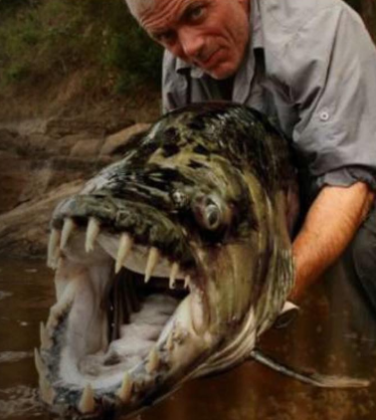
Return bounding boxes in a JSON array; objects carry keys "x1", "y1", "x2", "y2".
[{"x1": 38, "y1": 103, "x2": 296, "y2": 418}]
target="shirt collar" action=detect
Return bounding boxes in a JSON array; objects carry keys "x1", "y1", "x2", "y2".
[
  {"x1": 251, "y1": 0, "x2": 263, "y2": 49},
  {"x1": 176, "y1": 58, "x2": 204, "y2": 78},
  {"x1": 233, "y1": 0, "x2": 263, "y2": 103}
]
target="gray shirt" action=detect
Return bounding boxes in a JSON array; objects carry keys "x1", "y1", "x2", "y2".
[{"x1": 162, "y1": 0, "x2": 376, "y2": 195}]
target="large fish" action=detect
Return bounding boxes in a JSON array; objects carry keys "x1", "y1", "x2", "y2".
[{"x1": 36, "y1": 103, "x2": 365, "y2": 419}]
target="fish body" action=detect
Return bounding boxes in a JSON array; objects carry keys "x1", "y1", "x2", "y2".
[{"x1": 38, "y1": 103, "x2": 299, "y2": 418}]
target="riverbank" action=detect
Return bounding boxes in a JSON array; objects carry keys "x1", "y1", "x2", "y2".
[{"x1": 0, "y1": 93, "x2": 158, "y2": 258}]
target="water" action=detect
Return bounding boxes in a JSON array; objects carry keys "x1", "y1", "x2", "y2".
[
  {"x1": 0, "y1": 259, "x2": 53, "y2": 419},
  {"x1": 1, "y1": 258, "x2": 376, "y2": 420}
]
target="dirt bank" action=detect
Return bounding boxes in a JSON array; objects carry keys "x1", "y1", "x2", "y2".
[{"x1": 0, "y1": 85, "x2": 157, "y2": 258}]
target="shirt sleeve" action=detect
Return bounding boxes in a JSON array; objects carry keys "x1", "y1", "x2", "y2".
[{"x1": 282, "y1": 3, "x2": 376, "y2": 191}]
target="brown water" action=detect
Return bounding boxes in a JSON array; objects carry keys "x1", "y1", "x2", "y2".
[{"x1": 1, "y1": 258, "x2": 376, "y2": 420}]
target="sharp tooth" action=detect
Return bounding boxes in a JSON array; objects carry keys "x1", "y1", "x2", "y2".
[
  {"x1": 47, "y1": 305, "x2": 61, "y2": 330},
  {"x1": 146, "y1": 347, "x2": 160, "y2": 374},
  {"x1": 47, "y1": 228, "x2": 61, "y2": 269},
  {"x1": 60, "y1": 218, "x2": 75, "y2": 249},
  {"x1": 184, "y1": 275, "x2": 191, "y2": 289},
  {"x1": 34, "y1": 348, "x2": 44, "y2": 376},
  {"x1": 40, "y1": 375, "x2": 55, "y2": 405},
  {"x1": 40, "y1": 322, "x2": 51, "y2": 349},
  {"x1": 115, "y1": 233, "x2": 133, "y2": 274},
  {"x1": 47, "y1": 282, "x2": 77, "y2": 330},
  {"x1": 78, "y1": 384, "x2": 96, "y2": 414},
  {"x1": 145, "y1": 247, "x2": 160, "y2": 283},
  {"x1": 35, "y1": 348, "x2": 55, "y2": 404},
  {"x1": 169, "y1": 262, "x2": 179, "y2": 289},
  {"x1": 117, "y1": 372, "x2": 133, "y2": 402},
  {"x1": 85, "y1": 218, "x2": 100, "y2": 253}
]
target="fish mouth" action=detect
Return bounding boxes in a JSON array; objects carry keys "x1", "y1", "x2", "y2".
[{"x1": 37, "y1": 206, "x2": 210, "y2": 418}]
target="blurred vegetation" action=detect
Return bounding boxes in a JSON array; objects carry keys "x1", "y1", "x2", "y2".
[
  {"x1": 0, "y1": 0, "x2": 374, "y2": 100},
  {"x1": 346, "y1": 0, "x2": 376, "y2": 42},
  {"x1": 0, "y1": 0, "x2": 163, "y2": 94}
]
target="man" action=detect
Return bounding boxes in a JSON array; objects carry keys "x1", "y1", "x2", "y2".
[{"x1": 125, "y1": 0, "x2": 376, "y2": 312}]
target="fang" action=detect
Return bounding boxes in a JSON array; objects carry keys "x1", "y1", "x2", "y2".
[
  {"x1": 78, "y1": 384, "x2": 96, "y2": 414},
  {"x1": 115, "y1": 234, "x2": 133, "y2": 274},
  {"x1": 145, "y1": 247, "x2": 160, "y2": 283},
  {"x1": 85, "y1": 218, "x2": 101, "y2": 253},
  {"x1": 60, "y1": 218, "x2": 75, "y2": 249}
]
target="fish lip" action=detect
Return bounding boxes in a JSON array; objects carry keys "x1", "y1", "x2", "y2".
[
  {"x1": 41, "y1": 101, "x2": 299, "y2": 417},
  {"x1": 41, "y1": 222, "x2": 210, "y2": 417},
  {"x1": 50, "y1": 195, "x2": 197, "y2": 272}
]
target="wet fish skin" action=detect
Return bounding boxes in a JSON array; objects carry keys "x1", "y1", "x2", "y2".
[{"x1": 39, "y1": 102, "x2": 298, "y2": 419}]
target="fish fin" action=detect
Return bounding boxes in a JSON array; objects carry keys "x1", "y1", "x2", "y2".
[
  {"x1": 250, "y1": 348, "x2": 369, "y2": 388},
  {"x1": 272, "y1": 301, "x2": 300, "y2": 329}
]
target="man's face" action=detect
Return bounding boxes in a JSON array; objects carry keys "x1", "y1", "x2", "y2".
[{"x1": 139, "y1": 0, "x2": 250, "y2": 80}]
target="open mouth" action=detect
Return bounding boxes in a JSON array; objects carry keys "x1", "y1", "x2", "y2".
[
  {"x1": 39, "y1": 216, "x2": 207, "y2": 414},
  {"x1": 75, "y1": 265, "x2": 190, "y2": 382}
]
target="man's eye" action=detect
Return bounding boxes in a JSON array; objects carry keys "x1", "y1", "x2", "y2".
[
  {"x1": 154, "y1": 31, "x2": 176, "y2": 44},
  {"x1": 187, "y1": 6, "x2": 206, "y2": 22}
]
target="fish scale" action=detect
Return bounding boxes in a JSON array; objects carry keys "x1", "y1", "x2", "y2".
[{"x1": 40, "y1": 102, "x2": 304, "y2": 419}]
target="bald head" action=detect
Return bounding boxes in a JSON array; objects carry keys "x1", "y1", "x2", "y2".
[
  {"x1": 125, "y1": 0, "x2": 155, "y2": 20},
  {"x1": 125, "y1": 0, "x2": 251, "y2": 80}
]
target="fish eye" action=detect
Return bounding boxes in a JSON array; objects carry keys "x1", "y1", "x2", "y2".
[
  {"x1": 204, "y1": 203, "x2": 221, "y2": 230},
  {"x1": 192, "y1": 195, "x2": 223, "y2": 231}
]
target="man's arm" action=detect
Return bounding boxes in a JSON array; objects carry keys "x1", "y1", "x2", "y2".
[{"x1": 289, "y1": 182, "x2": 374, "y2": 302}]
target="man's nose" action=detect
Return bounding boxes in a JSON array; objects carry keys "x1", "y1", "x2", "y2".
[{"x1": 178, "y1": 27, "x2": 205, "y2": 61}]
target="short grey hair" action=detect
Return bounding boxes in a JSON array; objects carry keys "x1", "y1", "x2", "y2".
[{"x1": 125, "y1": 0, "x2": 156, "y2": 20}]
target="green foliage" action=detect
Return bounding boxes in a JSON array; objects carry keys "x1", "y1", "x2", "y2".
[
  {"x1": 0, "y1": 0, "x2": 34, "y2": 13},
  {"x1": 1, "y1": 0, "x2": 371, "y2": 98},
  {"x1": 0, "y1": 0, "x2": 162, "y2": 94},
  {"x1": 346, "y1": 0, "x2": 362, "y2": 13},
  {"x1": 345, "y1": 0, "x2": 376, "y2": 41}
]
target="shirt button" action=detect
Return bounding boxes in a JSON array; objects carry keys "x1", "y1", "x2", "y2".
[{"x1": 320, "y1": 111, "x2": 330, "y2": 121}]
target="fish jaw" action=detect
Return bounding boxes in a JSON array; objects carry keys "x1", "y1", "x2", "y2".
[
  {"x1": 38, "y1": 193, "x2": 259, "y2": 418},
  {"x1": 192, "y1": 186, "x2": 295, "y2": 377},
  {"x1": 39, "y1": 228, "x2": 218, "y2": 419},
  {"x1": 40, "y1": 180, "x2": 247, "y2": 419},
  {"x1": 37, "y1": 102, "x2": 298, "y2": 418}
]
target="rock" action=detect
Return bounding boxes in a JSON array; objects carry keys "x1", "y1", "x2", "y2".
[
  {"x1": 45, "y1": 118, "x2": 107, "y2": 139},
  {"x1": 0, "y1": 114, "x2": 150, "y2": 258},
  {"x1": 70, "y1": 138, "x2": 103, "y2": 157},
  {"x1": 0, "y1": 181, "x2": 84, "y2": 258},
  {"x1": 0, "y1": 151, "x2": 31, "y2": 213},
  {"x1": 0, "y1": 151, "x2": 114, "y2": 257},
  {"x1": 48, "y1": 133, "x2": 95, "y2": 156},
  {"x1": 17, "y1": 166, "x2": 55, "y2": 205},
  {"x1": 0, "y1": 129, "x2": 28, "y2": 155},
  {"x1": 100, "y1": 123, "x2": 151, "y2": 156},
  {"x1": 27, "y1": 134, "x2": 51, "y2": 153}
]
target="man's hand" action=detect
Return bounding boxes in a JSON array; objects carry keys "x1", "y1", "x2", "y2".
[{"x1": 289, "y1": 182, "x2": 374, "y2": 303}]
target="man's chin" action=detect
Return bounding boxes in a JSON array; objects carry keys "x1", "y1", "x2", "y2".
[
  {"x1": 200, "y1": 57, "x2": 239, "y2": 80},
  {"x1": 205, "y1": 65, "x2": 237, "y2": 80}
]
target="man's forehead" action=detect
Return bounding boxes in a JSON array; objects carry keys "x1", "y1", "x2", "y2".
[
  {"x1": 140, "y1": 0, "x2": 197, "y2": 12},
  {"x1": 138, "y1": 0, "x2": 204, "y2": 28},
  {"x1": 127, "y1": 0, "x2": 155, "y2": 18}
]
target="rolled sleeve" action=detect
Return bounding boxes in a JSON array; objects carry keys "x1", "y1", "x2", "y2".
[
  {"x1": 283, "y1": 4, "x2": 376, "y2": 190},
  {"x1": 315, "y1": 166, "x2": 376, "y2": 192}
]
